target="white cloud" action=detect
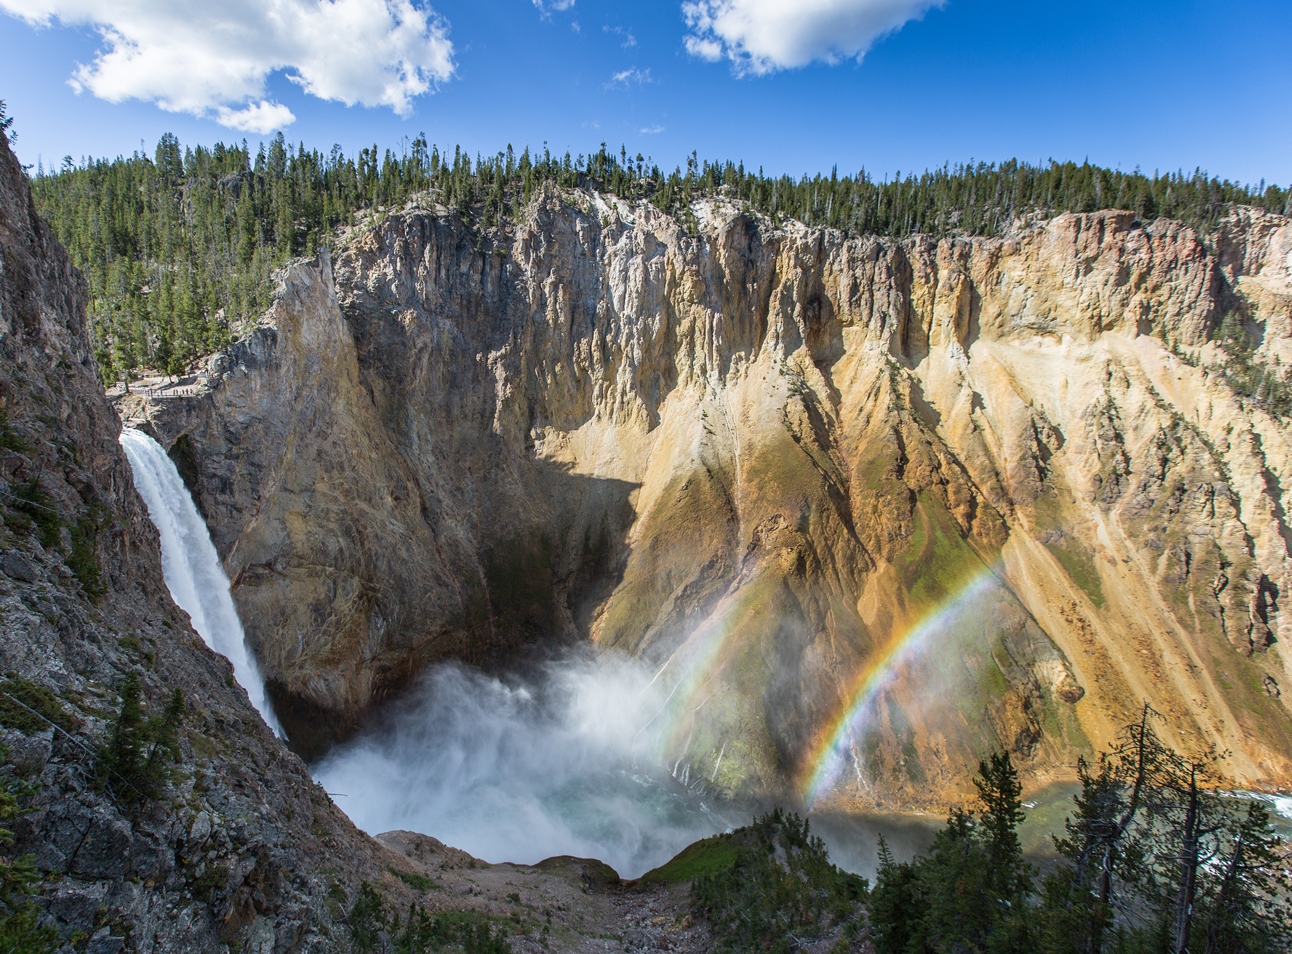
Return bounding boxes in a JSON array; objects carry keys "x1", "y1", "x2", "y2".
[
  {"x1": 532, "y1": 0, "x2": 575, "y2": 12},
  {"x1": 0, "y1": 0, "x2": 455, "y2": 130},
  {"x1": 682, "y1": 0, "x2": 943, "y2": 75},
  {"x1": 639, "y1": 125, "x2": 664, "y2": 135},
  {"x1": 684, "y1": 35, "x2": 725, "y2": 61},
  {"x1": 216, "y1": 100, "x2": 298, "y2": 134},
  {"x1": 607, "y1": 67, "x2": 652, "y2": 88}
]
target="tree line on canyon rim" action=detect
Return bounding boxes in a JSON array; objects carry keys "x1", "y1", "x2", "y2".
[{"x1": 15, "y1": 110, "x2": 1290, "y2": 392}]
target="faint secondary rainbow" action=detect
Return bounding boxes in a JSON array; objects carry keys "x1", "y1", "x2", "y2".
[
  {"x1": 799, "y1": 565, "x2": 1001, "y2": 807},
  {"x1": 632, "y1": 593, "x2": 747, "y2": 766}
]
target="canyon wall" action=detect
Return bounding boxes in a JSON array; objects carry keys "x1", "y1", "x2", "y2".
[
  {"x1": 0, "y1": 130, "x2": 417, "y2": 951},
  {"x1": 133, "y1": 187, "x2": 1292, "y2": 807}
]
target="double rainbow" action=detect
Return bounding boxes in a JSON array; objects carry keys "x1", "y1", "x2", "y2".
[{"x1": 798, "y1": 565, "x2": 1001, "y2": 807}]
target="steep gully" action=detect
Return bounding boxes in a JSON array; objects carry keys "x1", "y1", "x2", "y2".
[{"x1": 124, "y1": 188, "x2": 1292, "y2": 813}]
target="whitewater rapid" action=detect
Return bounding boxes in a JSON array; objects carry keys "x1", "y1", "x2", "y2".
[{"x1": 119, "y1": 428, "x2": 282, "y2": 735}]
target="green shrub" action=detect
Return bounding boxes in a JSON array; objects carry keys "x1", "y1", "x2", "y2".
[
  {"x1": 0, "y1": 677, "x2": 74, "y2": 735},
  {"x1": 390, "y1": 868, "x2": 433, "y2": 891},
  {"x1": 191, "y1": 864, "x2": 229, "y2": 903},
  {"x1": 67, "y1": 511, "x2": 105, "y2": 600},
  {"x1": 690, "y1": 809, "x2": 868, "y2": 953},
  {"x1": 9, "y1": 482, "x2": 60, "y2": 550},
  {"x1": 0, "y1": 410, "x2": 29, "y2": 455},
  {"x1": 0, "y1": 784, "x2": 57, "y2": 954},
  {"x1": 350, "y1": 882, "x2": 509, "y2": 954},
  {"x1": 1212, "y1": 309, "x2": 1292, "y2": 417}
]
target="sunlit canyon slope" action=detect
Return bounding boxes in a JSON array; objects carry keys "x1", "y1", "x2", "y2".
[{"x1": 128, "y1": 186, "x2": 1292, "y2": 809}]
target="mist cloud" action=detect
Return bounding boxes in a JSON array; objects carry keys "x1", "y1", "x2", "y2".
[{"x1": 312, "y1": 652, "x2": 738, "y2": 879}]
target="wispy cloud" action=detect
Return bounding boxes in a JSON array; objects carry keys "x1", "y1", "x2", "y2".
[
  {"x1": 0, "y1": 0, "x2": 455, "y2": 132},
  {"x1": 604, "y1": 24, "x2": 637, "y2": 47},
  {"x1": 606, "y1": 67, "x2": 653, "y2": 89},
  {"x1": 682, "y1": 0, "x2": 943, "y2": 75},
  {"x1": 532, "y1": 0, "x2": 576, "y2": 14},
  {"x1": 639, "y1": 124, "x2": 665, "y2": 135}
]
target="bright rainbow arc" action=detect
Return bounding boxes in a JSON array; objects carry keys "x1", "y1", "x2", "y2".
[{"x1": 799, "y1": 565, "x2": 1002, "y2": 807}]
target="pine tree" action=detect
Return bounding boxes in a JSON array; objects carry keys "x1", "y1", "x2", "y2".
[
  {"x1": 98, "y1": 675, "x2": 184, "y2": 804},
  {"x1": 975, "y1": 751, "x2": 1030, "y2": 899},
  {"x1": 98, "y1": 672, "x2": 147, "y2": 800},
  {"x1": 141, "y1": 688, "x2": 185, "y2": 791},
  {"x1": 868, "y1": 836, "x2": 927, "y2": 954},
  {"x1": 1196, "y1": 801, "x2": 1292, "y2": 954},
  {"x1": 0, "y1": 100, "x2": 14, "y2": 145},
  {"x1": 0, "y1": 787, "x2": 57, "y2": 953}
]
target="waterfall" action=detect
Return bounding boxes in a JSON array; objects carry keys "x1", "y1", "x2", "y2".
[{"x1": 120, "y1": 428, "x2": 283, "y2": 736}]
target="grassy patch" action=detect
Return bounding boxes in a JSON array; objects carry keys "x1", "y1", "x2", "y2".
[
  {"x1": 638, "y1": 833, "x2": 742, "y2": 884},
  {"x1": 0, "y1": 410, "x2": 29, "y2": 454},
  {"x1": 901, "y1": 740, "x2": 926, "y2": 784},
  {"x1": 981, "y1": 648, "x2": 1012, "y2": 699},
  {"x1": 390, "y1": 868, "x2": 436, "y2": 891},
  {"x1": 191, "y1": 864, "x2": 229, "y2": 903},
  {"x1": 9, "y1": 481, "x2": 60, "y2": 550},
  {"x1": 1033, "y1": 492, "x2": 1105, "y2": 608},
  {"x1": 1047, "y1": 538, "x2": 1104, "y2": 608},
  {"x1": 68, "y1": 510, "x2": 105, "y2": 600},
  {"x1": 893, "y1": 492, "x2": 980, "y2": 607},
  {"x1": 0, "y1": 676, "x2": 75, "y2": 735}
]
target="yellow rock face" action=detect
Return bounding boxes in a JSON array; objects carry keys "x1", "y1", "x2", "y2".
[{"x1": 139, "y1": 189, "x2": 1292, "y2": 804}]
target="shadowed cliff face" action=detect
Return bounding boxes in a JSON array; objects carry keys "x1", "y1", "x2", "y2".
[
  {"x1": 132, "y1": 187, "x2": 1292, "y2": 805},
  {"x1": 0, "y1": 126, "x2": 420, "y2": 952}
]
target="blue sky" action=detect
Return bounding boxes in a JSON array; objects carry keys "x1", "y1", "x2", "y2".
[{"x1": 1, "y1": 0, "x2": 1289, "y2": 185}]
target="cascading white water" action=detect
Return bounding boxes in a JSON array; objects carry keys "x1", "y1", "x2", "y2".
[{"x1": 119, "y1": 428, "x2": 283, "y2": 735}]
